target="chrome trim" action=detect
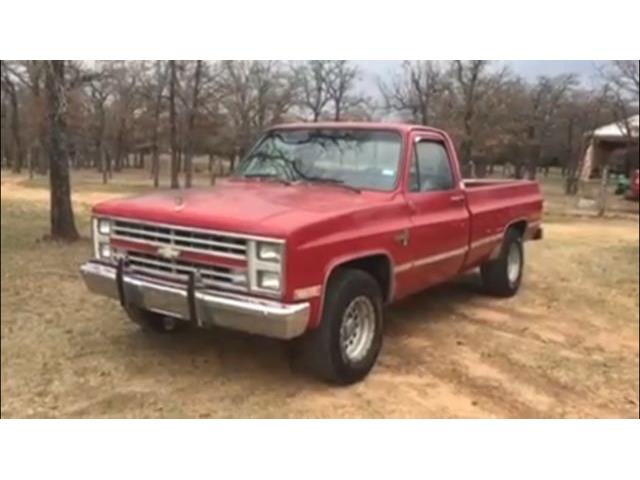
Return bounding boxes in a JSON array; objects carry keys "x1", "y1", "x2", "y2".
[
  {"x1": 111, "y1": 233, "x2": 246, "y2": 260},
  {"x1": 111, "y1": 218, "x2": 248, "y2": 261},
  {"x1": 80, "y1": 261, "x2": 308, "y2": 340},
  {"x1": 394, "y1": 246, "x2": 468, "y2": 273},
  {"x1": 414, "y1": 246, "x2": 468, "y2": 267},
  {"x1": 394, "y1": 262, "x2": 413, "y2": 273},
  {"x1": 92, "y1": 217, "x2": 110, "y2": 259},
  {"x1": 114, "y1": 224, "x2": 247, "y2": 253},
  {"x1": 393, "y1": 228, "x2": 518, "y2": 275},
  {"x1": 125, "y1": 251, "x2": 248, "y2": 292},
  {"x1": 104, "y1": 215, "x2": 286, "y2": 244},
  {"x1": 99, "y1": 215, "x2": 287, "y2": 298},
  {"x1": 469, "y1": 233, "x2": 504, "y2": 250},
  {"x1": 247, "y1": 240, "x2": 285, "y2": 297}
]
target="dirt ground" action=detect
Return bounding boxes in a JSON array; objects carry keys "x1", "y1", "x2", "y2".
[{"x1": 1, "y1": 170, "x2": 638, "y2": 418}]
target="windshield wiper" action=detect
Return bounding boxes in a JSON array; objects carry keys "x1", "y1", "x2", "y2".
[
  {"x1": 241, "y1": 173, "x2": 291, "y2": 185},
  {"x1": 299, "y1": 176, "x2": 361, "y2": 193}
]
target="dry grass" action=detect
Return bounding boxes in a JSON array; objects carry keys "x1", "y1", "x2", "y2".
[{"x1": 1, "y1": 169, "x2": 638, "y2": 418}]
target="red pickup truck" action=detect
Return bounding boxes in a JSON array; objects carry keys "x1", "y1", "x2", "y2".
[{"x1": 81, "y1": 122, "x2": 543, "y2": 384}]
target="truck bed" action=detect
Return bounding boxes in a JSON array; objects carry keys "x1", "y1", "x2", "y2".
[{"x1": 462, "y1": 178, "x2": 543, "y2": 269}]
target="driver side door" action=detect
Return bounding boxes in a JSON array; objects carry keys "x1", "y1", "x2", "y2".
[{"x1": 403, "y1": 134, "x2": 470, "y2": 293}]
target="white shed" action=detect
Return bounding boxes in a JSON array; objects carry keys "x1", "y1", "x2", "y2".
[{"x1": 580, "y1": 114, "x2": 639, "y2": 181}]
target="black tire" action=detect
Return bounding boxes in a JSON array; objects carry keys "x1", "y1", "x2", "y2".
[
  {"x1": 294, "y1": 268, "x2": 384, "y2": 385},
  {"x1": 480, "y1": 228, "x2": 524, "y2": 297},
  {"x1": 125, "y1": 305, "x2": 190, "y2": 334}
]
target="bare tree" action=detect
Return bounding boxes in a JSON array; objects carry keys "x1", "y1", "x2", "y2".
[
  {"x1": 109, "y1": 61, "x2": 140, "y2": 171},
  {"x1": 147, "y1": 61, "x2": 168, "y2": 188},
  {"x1": 2, "y1": 61, "x2": 49, "y2": 175},
  {"x1": 169, "y1": 60, "x2": 180, "y2": 189},
  {"x1": 379, "y1": 60, "x2": 445, "y2": 125},
  {"x1": 605, "y1": 60, "x2": 640, "y2": 98},
  {"x1": 561, "y1": 87, "x2": 612, "y2": 194},
  {"x1": 86, "y1": 63, "x2": 112, "y2": 183},
  {"x1": 184, "y1": 60, "x2": 203, "y2": 188},
  {"x1": 0, "y1": 61, "x2": 25, "y2": 173},
  {"x1": 295, "y1": 60, "x2": 332, "y2": 121},
  {"x1": 44, "y1": 60, "x2": 79, "y2": 240},
  {"x1": 325, "y1": 61, "x2": 363, "y2": 121},
  {"x1": 216, "y1": 60, "x2": 296, "y2": 162},
  {"x1": 451, "y1": 60, "x2": 490, "y2": 176},
  {"x1": 523, "y1": 74, "x2": 577, "y2": 179}
]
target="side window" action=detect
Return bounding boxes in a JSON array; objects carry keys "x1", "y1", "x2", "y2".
[{"x1": 410, "y1": 141, "x2": 454, "y2": 192}]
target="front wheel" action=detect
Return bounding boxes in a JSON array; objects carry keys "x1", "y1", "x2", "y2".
[
  {"x1": 480, "y1": 228, "x2": 524, "y2": 297},
  {"x1": 295, "y1": 268, "x2": 384, "y2": 385}
]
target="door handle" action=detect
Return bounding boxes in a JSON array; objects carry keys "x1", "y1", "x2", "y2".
[{"x1": 450, "y1": 194, "x2": 465, "y2": 203}]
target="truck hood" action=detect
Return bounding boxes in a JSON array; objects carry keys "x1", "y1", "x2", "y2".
[{"x1": 92, "y1": 178, "x2": 393, "y2": 238}]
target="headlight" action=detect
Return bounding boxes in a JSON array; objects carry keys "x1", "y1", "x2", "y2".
[
  {"x1": 97, "y1": 218, "x2": 111, "y2": 235},
  {"x1": 99, "y1": 242, "x2": 112, "y2": 259},
  {"x1": 257, "y1": 242, "x2": 282, "y2": 262},
  {"x1": 257, "y1": 271, "x2": 281, "y2": 291}
]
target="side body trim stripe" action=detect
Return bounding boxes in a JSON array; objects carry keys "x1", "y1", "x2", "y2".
[{"x1": 394, "y1": 232, "x2": 506, "y2": 275}]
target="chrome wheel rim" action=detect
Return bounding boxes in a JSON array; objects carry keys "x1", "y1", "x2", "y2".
[
  {"x1": 507, "y1": 243, "x2": 521, "y2": 285},
  {"x1": 340, "y1": 296, "x2": 376, "y2": 363}
]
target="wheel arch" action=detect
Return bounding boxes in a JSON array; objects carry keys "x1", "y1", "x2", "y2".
[
  {"x1": 316, "y1": 250, "x2": 394, "y2": 327},
  {"x1": 506, "y1": 219, "x2": 528, "y2": 238}
]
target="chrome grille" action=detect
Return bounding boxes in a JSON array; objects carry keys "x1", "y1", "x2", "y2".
[
  {"x1": 126, "y1": 251, "x2": 247, "y2": 292},
  {"x1": 112, "y1": 219, "x2": 247, "y2": 259}
]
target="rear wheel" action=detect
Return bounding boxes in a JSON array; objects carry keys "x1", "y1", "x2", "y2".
[
  {"x1": 480, "y1": 228, "x2": 524, "y2": 297},
  {"x1": 126, "y1": 306, "x2": 190, "y2": 334},
  {"x1": 294, "y1": 268, "x2": 384, "y2": 385}
]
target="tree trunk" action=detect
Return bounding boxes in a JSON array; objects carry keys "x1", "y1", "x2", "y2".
[
  {"x1": 475, "y1": 158, "x2": 487, "y2": 178},
  {"x1": 7, "y1": 84, "x2": 24, "y2": 173},
  {"x1": 525, "y1": 127, "x2": 539, "y2": 180},
  {"x1": 29, "y1": 145, "x2": 37, "y2": 179},
  {"x1": 210, "y1": 155, "x2": 218, "y2": 185},
  {"x1": 565, "y1": 145, "x2": 584, "y2": 195},
  {"x1": 114, "y1": 122, "x2": 125, "y2": 172},
  {"x1": 169, "y1": 60, "x2": 179, "y2": 189},
  {"x1": 152, "y1": 146, "x2": 160, "y2": 188},
  {"x1": 106, "y1": 149, "x2": 112, "y2": 179},
  {"x1": 459, "y1": 139, "x2": 473, "y2": 177},
  {"x1": 45, "y1": 61, "x2": 79, "y2": 241},
  {"x1": 184, "y1": 60, "x2": 203, "y2": 189},
  {"x1": 229, "y1": 152, "x2": 237, "y2": 173},
  {"x1": 151, "y1": 106, "x2": 161, "y2": 188},
  {"x1": 100, "y1": 146, "x2": 107, "y2": 184},
  {"x1": 514, "y1": 162, "x2": 525, "y2": 179}
]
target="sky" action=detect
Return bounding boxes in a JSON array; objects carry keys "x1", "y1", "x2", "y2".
[{"x1": 356, "y1": 60, "x2": 605, "y2": 94}]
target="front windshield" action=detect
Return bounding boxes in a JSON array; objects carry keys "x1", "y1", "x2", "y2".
[{"x1": 234, "y1": 129, "x2": 402, "y2": 191}]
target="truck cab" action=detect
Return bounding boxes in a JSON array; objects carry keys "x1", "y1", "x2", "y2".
[{"x1": 81, "y1": 122, "x2": 543, "y2": 384}]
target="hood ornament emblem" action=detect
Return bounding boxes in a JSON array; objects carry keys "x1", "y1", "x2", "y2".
[
  {"x1": 174, "y1": 195, "x2": 185, "y2": 211},
  {"x1": 157, "y1": 245, "x2": 180, "y2": 260}
]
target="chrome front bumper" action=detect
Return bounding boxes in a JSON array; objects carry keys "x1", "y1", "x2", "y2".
[{"x1": 79, "y1": 261, "x2": 310, "y2": 339}]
